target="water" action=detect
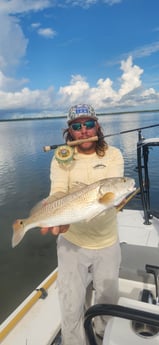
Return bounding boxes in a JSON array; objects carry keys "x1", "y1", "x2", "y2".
[{"x1": 0, "y1": 112, "x2": 159, "y2": 323}]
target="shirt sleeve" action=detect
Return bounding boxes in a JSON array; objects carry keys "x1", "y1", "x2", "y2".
[
  {"x1": 112, "y1": 147, "x2": 124, "y2": 177},
  {"x1": 49, "y1": 157, "x2": 69, "y2": 195},
  {"x1": 104, "y1": 146, "x2": 124, "y2": 178}
]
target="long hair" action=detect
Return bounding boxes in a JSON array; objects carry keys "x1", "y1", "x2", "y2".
[{"x1": 63, "y1": 123, "x2": 108, "y2": 157}]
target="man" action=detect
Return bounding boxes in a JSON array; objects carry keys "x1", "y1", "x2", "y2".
[{"x1": 41, "y1": 104, "x2": 124, "y2": 345}]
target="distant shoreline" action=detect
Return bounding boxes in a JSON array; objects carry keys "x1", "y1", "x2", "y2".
[{"x1": 0, "y1": 108, "x2": 159, "y2": 122}]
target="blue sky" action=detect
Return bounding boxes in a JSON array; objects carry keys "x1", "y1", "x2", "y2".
[{"x1": 0, "y1": 0, "x2": 159, "y2": 118}]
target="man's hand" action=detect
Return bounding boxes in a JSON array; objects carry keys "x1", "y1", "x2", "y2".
[{"x1": 40, "y1": 225, "x2": 70, "y2": 236}]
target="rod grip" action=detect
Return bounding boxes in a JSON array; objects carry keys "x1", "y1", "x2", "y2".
[
  {"x1": 43, "y1": 136, "x2": 98, "y2": 152},
  {"x1": 67, "y1": 136, "x2": 98, "y2": 146}
]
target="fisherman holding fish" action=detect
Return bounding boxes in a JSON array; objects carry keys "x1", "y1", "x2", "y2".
[
  {"x1": 12, "y1": 104, "x2": 135, "y2": 345},
  {"x1": 42, "y1": 104, "x2": 124, "y2": 345}
]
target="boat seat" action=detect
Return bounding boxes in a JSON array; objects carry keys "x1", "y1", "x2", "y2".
[{"x1": 120, "y1": 243, "x2": 159, "y2": 283}]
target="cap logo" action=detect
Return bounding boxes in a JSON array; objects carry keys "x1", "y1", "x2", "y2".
[{"x1": 76, "y1": 107, "x2": 88, "y2": 114}]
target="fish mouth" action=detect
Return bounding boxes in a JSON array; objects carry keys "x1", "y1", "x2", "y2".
[
  {"x1": 128, "y1": 185, "x2": 137, "y2": 193},
  {"x1": 128, "y1": 186, "x2": 136, "y2": 192},
  {"x1": 128, "y1": 179, "x2": 136, "y2": 192}
]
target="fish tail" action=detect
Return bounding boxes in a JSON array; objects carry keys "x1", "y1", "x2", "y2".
[{"x1": 12, "y1": 219, "x2": 26, "y2": 248}]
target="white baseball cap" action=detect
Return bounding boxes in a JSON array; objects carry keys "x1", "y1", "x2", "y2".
[{"x1": 67, "y1": 104, "x2": 98, "y2": 124}]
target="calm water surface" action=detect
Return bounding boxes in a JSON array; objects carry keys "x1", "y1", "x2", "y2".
[{"x1": 0, "y1": 112, "x2": 159, "y2": 322}]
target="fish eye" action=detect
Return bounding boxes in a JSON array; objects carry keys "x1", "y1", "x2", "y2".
[{"x1": 20, "y1": 221, "x2": 23, "y2": 225}]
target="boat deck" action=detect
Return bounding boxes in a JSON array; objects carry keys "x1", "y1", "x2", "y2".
[
  {"x1": 118, "y1": 209, "x2": 159, "y2": 284},
  {"x1": 1, "y1": 209, "x2": 159, "y2": 345},
  {"x1": 118, "y1": 209, "x2": 159, "y2": 247}
]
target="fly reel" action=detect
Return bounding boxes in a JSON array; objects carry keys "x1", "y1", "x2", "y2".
[{"x1": 55, "y1": 145, "x2": 74, "y2": 164}]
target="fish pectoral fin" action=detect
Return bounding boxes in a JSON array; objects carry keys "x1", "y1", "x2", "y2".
[
  {"x1": 99, "y1": 192, "x2": 115, "y2": 205},
  {"x1": 12, "y1": 219, "x2": 26, "y2": 248}
]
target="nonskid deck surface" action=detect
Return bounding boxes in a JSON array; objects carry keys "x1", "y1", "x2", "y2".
[{"x1": 118, "y1": 209, "x2": 159, "y2": 247}]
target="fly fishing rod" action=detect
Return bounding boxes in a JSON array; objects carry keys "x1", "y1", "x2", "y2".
[{"x1": 43, "y1": 123, "x2": 159, "y2": 152}]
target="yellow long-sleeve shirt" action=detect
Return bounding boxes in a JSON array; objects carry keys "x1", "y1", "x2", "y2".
[{"x1": 49, "y1": 146, "x2": 124, "y2": 249}]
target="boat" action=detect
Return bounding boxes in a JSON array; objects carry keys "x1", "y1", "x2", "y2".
[{"x1": 1, "y1": 130, "x2": 159, "y2": 345}]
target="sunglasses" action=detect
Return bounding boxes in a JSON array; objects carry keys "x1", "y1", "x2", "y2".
[{"x1": 71, "y1": 120, "x2": 96, "y2": 131}]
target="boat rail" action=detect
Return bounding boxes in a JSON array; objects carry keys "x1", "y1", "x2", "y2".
[
  {"x1": 137, "y1": 131, "x2": 159, "y2": 224},
  {"x1": 84, "y1": 303, "x2": 159, "y2": 345}
]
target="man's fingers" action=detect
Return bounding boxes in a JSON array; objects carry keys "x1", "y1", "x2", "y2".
[
  {"x1": 40, "y1": 225, "x2": 70, "y2": 236},
  {"x1": 40, "y1": 227, "x2": 49, "y2": 235},
  {"x1": 51, "y1": 226, "x2": 60, "y2": 235},
  {"x1": 60, "y1": 225, "x2": 70, "y2": 233}
]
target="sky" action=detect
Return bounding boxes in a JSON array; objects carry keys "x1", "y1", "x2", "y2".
[{"x1": 0, "y1": 0, "x2": 159, "y2": 118}]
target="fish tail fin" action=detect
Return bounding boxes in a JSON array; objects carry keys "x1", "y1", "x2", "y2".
[{"x1": 12, "y1": 219, "x2": 26, "y2": 248}]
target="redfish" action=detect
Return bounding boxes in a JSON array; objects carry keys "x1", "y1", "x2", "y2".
[{"x1": 12, "y1": 177, "x2": 135, "y2": 247}]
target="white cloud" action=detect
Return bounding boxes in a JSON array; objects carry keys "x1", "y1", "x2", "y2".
[
  {"x1": 0, "y1": 0, "x2": 54, "y2": 71},
  {"x1": 103, "y1": 0, "x2": 121, "y2": 4},
  {"x1": 57, "y1": 56, "x2": 159, "y2": 111},
  {"x1": 37, "y1": 28, "x2": 57, "y2": 38},
  {"x1": 31, "y1": 21, "x2": 57, "y2": 39},
  {"x1": 119, "y1": 56, "x2": 143, "y2": 97},
  {"x1": 0, "y1": 86, "x2": 55, "y2": 112},
  {"x1": 0, "y1": 13, "x2": 28, "y2": 72},
  {"x1": 130, "y1": 41, "x2": 159, "y2": 59},
  {"x1": 59, "y1": 74, "x2": 117, "y2": 108},
  {"x1": 0, "y1": 56, "x2": 159, "y2": 117},
  {"x1": 0, "y1": 71, "x2": 28, "y2": 92},
  {"x1": 31, "y1": 22, "x2": 41, "y2": 28},
  {"x1": 63, "y1": 0, "x2": 121, "y2": 7},
  {"x1": 106, "y1": 41, "x2": 159, "y2": 68},
  {"x1": 59, "y1": 75, "x2": 90, "y2": 101},
  {"x1": 66, "y1": 0, "x2": 97, "y2": 7},
  {"x1": 142, "y1": 88, "x2": 156, "y2": 97},
  {"x1": 0, "y1": 1, "x2": 55, "y2": 94},
  {"x1": 0, "y1": 1, "x2": 158, "y2": 117},
  {"x1": 0, "y1": 0, "x2": 52, "y2": 14},
  {"x1": 0, "y1": 0, "x2": 121, "y2": 13}
]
